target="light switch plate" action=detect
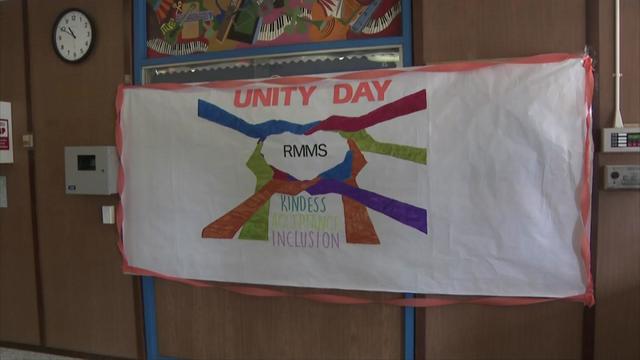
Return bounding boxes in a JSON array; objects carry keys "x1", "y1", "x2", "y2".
[
  {"x1": 604, "y1": 165, "x2": 640, "y2": 190},
  {"x1": 102, "y1": 205, "x2": 115, "y2": 224},
  {"x1": 0, "y1": 176, "x2": 7, "y2": 208}
]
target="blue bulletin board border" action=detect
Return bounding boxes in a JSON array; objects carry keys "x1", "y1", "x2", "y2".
[{"x1": 132, "y1": 1, "x2": 414, "y2": 358}]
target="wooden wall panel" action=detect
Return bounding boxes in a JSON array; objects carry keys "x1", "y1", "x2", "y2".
[
  {"x1": 0, "y1": 0, "x2": 40, "y2": 345},
  {"x1": 594, "y1": 154, "x2": 640, "y2": 360},
  {"x1": 618, "y1": 0, "x2": 640, "y2": 126},
  {"x1": 156, "y1": 281, "x2": 402, "y2": 359},
  {"x1": 412, "y1": 1, "x2": 588, "y2": 359},
  {"x1": 593, "y1": 1, "x2": 640, "y2": 359},
  {"x1": 25, "y1": 0, "x2": 138, "y2": 358},
  {"x1": 413, "y1": 0, "x2": 586, "y2": 64},
  {"x1": 422, "y1": 302, "x2": 583, "y2": 360}
]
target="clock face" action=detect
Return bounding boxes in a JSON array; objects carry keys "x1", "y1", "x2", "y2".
[{"x1": 53, "y1": 9, "x2": 94, "y2": 62}]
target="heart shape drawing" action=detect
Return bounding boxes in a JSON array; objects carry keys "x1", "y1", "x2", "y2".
[{"x1": 261, "y1": 131, "x2": 349, "y2": 181}]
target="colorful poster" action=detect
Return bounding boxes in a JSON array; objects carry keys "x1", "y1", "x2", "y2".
[
  {"x1": 117, "y1": 55, "x2": 593, "y2": 299},
  {"x1": 146, "y1": 0, "x2": 402, "y2": 57}
]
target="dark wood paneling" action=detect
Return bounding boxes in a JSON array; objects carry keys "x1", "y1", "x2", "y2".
[
  {"x1": 413, "y1": 0, "x2": 586, "y2": 65},
  {"x1": 156, "y1": 281, "x2": 402, "y2": 359},
  {"x1": 619, "y1": 0, "x2": 640, "y2": 127},
  {"x1": 412, "y1": 1, "x2": 588, "y2": 359},
  {"x1": 0, "y1": 0, "x2": 40, "y2": 346},
  {"x1": 423, "y1": 303, "x2": 584, "y2": 360},
  {"x1": 594, "y1": 154, "x2": 640, "y2": 360},
  {"x1": 593, "y1": 1, "x2": 640, "y2": 359},
  {"x1": 26, "y1": 0, "x2": 138, "y2": 357}
]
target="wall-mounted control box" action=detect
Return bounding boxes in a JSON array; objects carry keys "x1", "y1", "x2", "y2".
[
  {"x1": 602, "y1": 127, "x2": 640, "y2": 153},
  {"x1": 604, "y1": 165, "x2": 640, "y2": 190},
  {"x1": 64, "y1": 146, "x2": 118, "y2": 195}
]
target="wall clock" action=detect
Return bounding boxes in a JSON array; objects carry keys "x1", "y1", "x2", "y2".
[{"x1": 52, "y1": 9, "x2": 94, "y2": 63}]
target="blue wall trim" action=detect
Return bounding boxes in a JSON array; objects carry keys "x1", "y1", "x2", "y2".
[
  {"x1": 135, "y1": 5, "x2": 176, "y2": 359},
  {"x1": 401, "y1": 2, "x2": 415, "y2": 356},
  {"x1": 403, "y1": 293, "x2": 416, "y2": 360},
  {"x1": 142, "y1": 277, "x2": 176, "y2": 360},
  {"x1": 141, "y1": 277, "x2": 159, "y2": 360},
  {"x1": 133, "y1": 0, "x2": 146, "y2": 85},
  {"x1": 401, "y1": 0, "x2": 413, "y2": 66}
]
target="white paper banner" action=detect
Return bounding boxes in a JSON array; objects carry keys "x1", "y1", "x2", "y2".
[{"x1": 118, "y1": 56, "x2": 592, "y2": 298}]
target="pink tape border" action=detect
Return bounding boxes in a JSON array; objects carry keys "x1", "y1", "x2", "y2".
[{"x1": 115, "y1": 53, "x2": 595, "y2": 307}]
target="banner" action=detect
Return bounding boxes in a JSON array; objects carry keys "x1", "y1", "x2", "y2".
[{"x1": 117, "y1": 55, "x2": 593, "y2": 300}]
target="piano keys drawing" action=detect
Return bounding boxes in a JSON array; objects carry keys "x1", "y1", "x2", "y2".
[{"x1": 145, "y1": 0, "x2": 403, "y2": 57}]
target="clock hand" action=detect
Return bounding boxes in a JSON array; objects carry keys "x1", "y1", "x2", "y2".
[
  {"x1": 60, "y1": 26, "x2": 74, "y2": 38},
  {"x1": 68, "y1": 27, "x2": 77, "y2": 39}
]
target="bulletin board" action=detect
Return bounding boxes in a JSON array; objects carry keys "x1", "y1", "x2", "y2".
[{"x1": 146, "y1": 0, "x2": 403, "y2": 57}]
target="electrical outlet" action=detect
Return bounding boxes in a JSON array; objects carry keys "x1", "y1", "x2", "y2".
[{"x1": 604, "y1": 165, "x2": 640, "y2": 190}]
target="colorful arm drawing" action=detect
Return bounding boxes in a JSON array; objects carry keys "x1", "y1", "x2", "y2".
[
  {"x1": 199, "y1": 90, "x2": 429, "y2": 242},
  {"x1": 238, "y1": 142, "x2": 273, "y2": 240},
  {"x1": 340, "y1": 130, "x2": 426, "y2": 164}
]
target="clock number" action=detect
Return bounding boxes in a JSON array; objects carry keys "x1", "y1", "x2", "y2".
[{"x1": 72, "y1": 15, "x2": 76, "y2": 21}]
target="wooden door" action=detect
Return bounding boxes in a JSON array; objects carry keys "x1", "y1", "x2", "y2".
[
  {"x1": 0, "y1": 0, "x2": 41, "y2": 346},
  {"x1": 25, "y1": 0, "x2": 140, "y2": 357}
]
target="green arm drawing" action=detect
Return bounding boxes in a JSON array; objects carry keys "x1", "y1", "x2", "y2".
[
  {"x1": 238, "y1": 142, "x2": 273, "y2": 240},
  {"x1": 340, "y1": 130, "x2": 427, "y2": 165}
]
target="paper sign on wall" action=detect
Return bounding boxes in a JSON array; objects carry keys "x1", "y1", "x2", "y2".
[
  {"x1": 0, "y1": 101, "x2": 13, "y2": 164},
  {"x1": 117, "y1": 55, "x2": 593, "y2": 300}
]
